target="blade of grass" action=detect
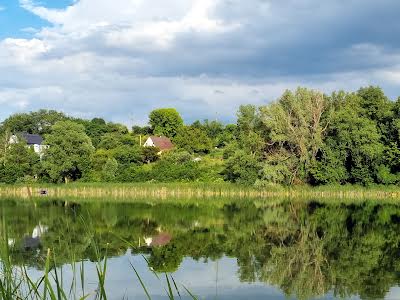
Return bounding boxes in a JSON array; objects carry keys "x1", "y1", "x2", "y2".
[
  {"x1": 171, "y1": 276, "x2": 182, "y2": 299},
  {"x1": 182, "y1": 285, "x2": 199, "y2": 300},
  {"x1": 165, "y1": 274, "x2": 175, "y2": 300},
  {"x1": 129, "y1": 261, "x2": 152, "y2": 300}
]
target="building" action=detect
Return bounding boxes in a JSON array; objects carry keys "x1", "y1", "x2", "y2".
[
  {"x1": 143, "y1": 136, "x2": 174, "y2": 153},
  {"x1": 10, "y1": 133, "x2": 48, "y2": 156}
]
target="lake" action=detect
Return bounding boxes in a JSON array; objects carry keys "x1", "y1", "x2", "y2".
[{"x1": 1, "y1": 197, "x2": 400, "y2": 300}]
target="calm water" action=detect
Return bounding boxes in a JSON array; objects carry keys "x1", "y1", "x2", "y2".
[{"x1": 2, "y1": 198, "x2": 400, "y2": 300}]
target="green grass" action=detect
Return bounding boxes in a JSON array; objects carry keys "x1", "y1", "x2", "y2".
[{"x1": 2, "y1": 182, "x2": 400, "y2": 203}]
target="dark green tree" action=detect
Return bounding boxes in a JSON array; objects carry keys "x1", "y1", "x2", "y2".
[
  {"x1": 174, "y1": 126, "x2": 213, "y2": 154},
  {"x1": 149, "y1": 108, "x2": 183, "y2": 138},
  {"x1": 42, "y1": 121, "x2": 94, "y2": 183}
]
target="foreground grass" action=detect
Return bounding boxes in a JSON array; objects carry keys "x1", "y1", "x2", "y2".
[{"x1": 1, "y1": 182, "x2": 400, "y2": 202}]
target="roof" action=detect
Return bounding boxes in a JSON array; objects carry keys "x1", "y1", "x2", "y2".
[
  {"x1": 150, "y1": 233, "x2": 172, "y2": 247},
  {"x1": 149, "y1": 136, "x2": 174, "y2": 150},
  {"x1": 17, "y1": 133, "x2": 44, "y2": 145}
]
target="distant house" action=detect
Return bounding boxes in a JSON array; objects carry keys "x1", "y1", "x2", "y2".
[
  {"x1": 143, "y1": 136, "x2": 174, "y2": 153},
  {"x1": 144, "y1": 232, "x2": 172, "y2": 247},
  {"x1": 10, "y1": 133, "x2": 48, "y2": 155}
]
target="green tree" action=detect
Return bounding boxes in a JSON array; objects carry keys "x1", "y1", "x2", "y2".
[
  {"x1": 0, "y1": 141, "x2": 40, "y2": 183},
  {"x1": 0, "y1": 110, "x2": 67, "y2": 135},
  {"x1": 149, "y1": 108, "x2": 183, "y2": 138},
  {"x1": 174, "y1": 126, "x2": 213, "y2": 153},
  {"x1": 224, "y1": 150, "x2": 262, "y2": 185},
  {"x1": 259, "y1": 88, "x2": 332, "y2": 184},
  {"x1": 141, "y1": 146, "x2": 160, "y2": 164},
  {"x1": 101, "y1": 158, "x2": 119, "y2": 182},
  {"x1": 42, "y1": 121, "x2": 94, "y2": 183},
  {"x1": 318, "y1": 92, "x2": 385, "y2": 185}
]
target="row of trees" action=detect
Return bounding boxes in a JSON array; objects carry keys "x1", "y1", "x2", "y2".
[
  {"x1": 1, "y1": 85, "x2": 399, "y2": 185},
  {"x1": 226, "y1": 86, "x2": 400, "y2": 186},
  {"x1": 0, "y1": 108, "x2": 233, "y2": 183}
]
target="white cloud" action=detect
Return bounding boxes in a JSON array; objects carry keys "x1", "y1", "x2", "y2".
[{"x1": 0, "y1": 0, "x2": 399, "y2": 124}]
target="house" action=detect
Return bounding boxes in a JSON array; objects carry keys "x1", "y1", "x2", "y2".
[
  {"x1": 9, "y1": 133, "x2": 48, "y2": 155},
  {"x1": 144, "y1": 232, "x2": 172, "y2": 247},
  {"x1": 143, "y1": 136, "x2": 174, "y2": 153}
]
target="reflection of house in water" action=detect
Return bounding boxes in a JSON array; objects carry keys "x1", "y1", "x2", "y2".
[
  {"x1": 22, "y1": 223, "x2": 48, "y2": 250},
  {"x1": 144, "y1": 232, "x2": 172, "y2": 247}
]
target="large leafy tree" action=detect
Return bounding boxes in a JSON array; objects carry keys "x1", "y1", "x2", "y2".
[
  {"x1": 0, "y1": 141, "x2": 40, "y2": 184},
  {"x1": 223, "y1": 105, "x2": 265, "y2": 185},
  {"x1": 259, "y1": 88, "x2": 332, "y2": 184},
  {"x1": 311, "y1": 92, "x2": 385, "y2": 185},
  {"x1": 149, "y1": 108, "x2": 183, "y2": 138},
  {"x1": 42, "y1": 121, "x2": 94, "y2": 183}
]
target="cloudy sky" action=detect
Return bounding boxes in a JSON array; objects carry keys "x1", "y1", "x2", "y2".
[{"x1": 1, "y1": 0, "x2": 400, "y2": 124}]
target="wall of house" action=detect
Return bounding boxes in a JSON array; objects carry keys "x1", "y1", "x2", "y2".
[{"x1": 143, "y1": 138, "x2": 155, "y2": 147}]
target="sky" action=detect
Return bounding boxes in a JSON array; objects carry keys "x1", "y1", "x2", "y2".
[{"x1": 1, "y1": 0, "x2": 400, "y2": 125}]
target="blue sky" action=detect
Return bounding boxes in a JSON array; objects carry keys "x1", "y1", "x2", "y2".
[
  {"x1": 0, "y1": 1, "x2": 73, "y2": 38},
  {"x1": 1, "y1": 0, "x2": 400, "y2": 125}
]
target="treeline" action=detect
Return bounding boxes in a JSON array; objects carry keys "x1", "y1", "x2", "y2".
[
  {"x1": 0, "y1": 108, "x2": 234, "y2": 184},
  {"x1": 1, "y1": 85, "x2": 400, "y2": 186}
]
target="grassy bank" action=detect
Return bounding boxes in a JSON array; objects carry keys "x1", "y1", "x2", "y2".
[{"x1": 1, "y1": 182, "x2": 400, "y2": 201}]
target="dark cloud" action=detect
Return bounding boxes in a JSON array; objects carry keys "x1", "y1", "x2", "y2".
[{"x1": 0, "y1": 0, "x2": 400, "y2": 124}]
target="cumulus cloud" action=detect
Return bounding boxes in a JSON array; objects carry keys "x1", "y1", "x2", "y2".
[{"x1": 0, "y1": 0, "x2": 400, "y2": 124}]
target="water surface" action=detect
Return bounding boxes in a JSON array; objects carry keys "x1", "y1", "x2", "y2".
[{"x1": 2, "y1": 198, "x2": 400, "y2": 300}]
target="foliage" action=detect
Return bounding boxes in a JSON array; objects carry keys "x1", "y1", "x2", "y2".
[
  {"x1": 259, "y1": 88, "x2": 331, "y2": 184},
  {"x1": 174, "y1": 126, "x2": 212, "y2": 154},
  {"x1": 101, "y1": 158, "x2": 119, "y2": 182},
  {"x1": 149, "y1": 108, "x2": 183, "y2": 138},
  {"x1": 0, "y1": 109, "x2": 67, "y2": 135},
  {"x1": 0, "y1": 142, "x2": 40, "y2": 184},
  {"x1": 142, "y1": 146, "x2": 160, "y2": 164},
  {"x1": 42, "y1": 121, "x2": 94, "y2": 183},
  {"x1": 1, "y1": 85, "x2": 400, "y2": 187}
]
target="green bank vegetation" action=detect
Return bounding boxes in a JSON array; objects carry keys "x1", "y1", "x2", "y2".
[
  {"x1": 3, "y1": 182, "x2": 400, "y2": 201},
  {"x1": 1, "y1": 86, "x2": 400, "y2": 189}
]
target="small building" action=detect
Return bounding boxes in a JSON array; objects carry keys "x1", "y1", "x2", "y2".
[
  {"x1": 143, "y1": 136, "x2": 174, "y2": 153},
  {"x1": 144, "y1": 232, "x2": 172, "y2": 247},
  {"x1": 10, "y1": 133, "x2": 48, "y2": 155}
]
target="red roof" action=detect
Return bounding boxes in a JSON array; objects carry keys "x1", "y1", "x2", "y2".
[
  {"x1": 149, "y1": 136, "x2": 174, "y2": 151},
  {"x1": 150, "y1": 233, "x2": 172, "y2": 247}
]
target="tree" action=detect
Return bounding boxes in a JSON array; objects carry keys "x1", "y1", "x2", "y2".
[
  {"x1": 0, "y1": 110, "x2": 67, "y2": 135},
  {"x1": 110, "y1": 145, "x2": 142, "y2": 165},
  {"x1": 42, "y1": 121, "x2": 94, "y2": 183},
  {"x1": 83, "y1": 118, "x2": 109, "y2": 147},
  {"x1": 224, "y1": 150, "x2": 262, "y2": 185},
  {"x1": 313, "y1": 92, "x2": 384, "y2": 185},
  {"x1": 97, "y1": 133, "x2": 136, "y2": 150},
  {"x1": 132, "y1": 125, "x2": 153, "y2": 135},
  {"x1": 174, "y1": 126, "x2": 213, "y2": 154},
  {"x1": 0, "y1": 141, "x2": 40, "y2": 184},
  {"x1": 259, "y1": 88, "x2": 332, "y2": 184},
  {"x1": 141, "y1": 147, "x2": 160, "y2": 164},
  {"x1": 149, "y1": 108, "x2": 183, "y2": 138},
  {"x1": 101, "y1": 158, "x2": 119, "y2": 182}
]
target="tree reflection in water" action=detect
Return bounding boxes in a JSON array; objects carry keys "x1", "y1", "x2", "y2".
[{"x1": 1, "y1": 198, "x2": 400, "y2": 300}]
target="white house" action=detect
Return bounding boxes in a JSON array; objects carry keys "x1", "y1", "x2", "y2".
[
  {"x1": 143, "y1": 136, "x2": 174, "y2": 153},
  {"x1": 10, "y1": 133, "x2": 49, "y2": 156}
]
